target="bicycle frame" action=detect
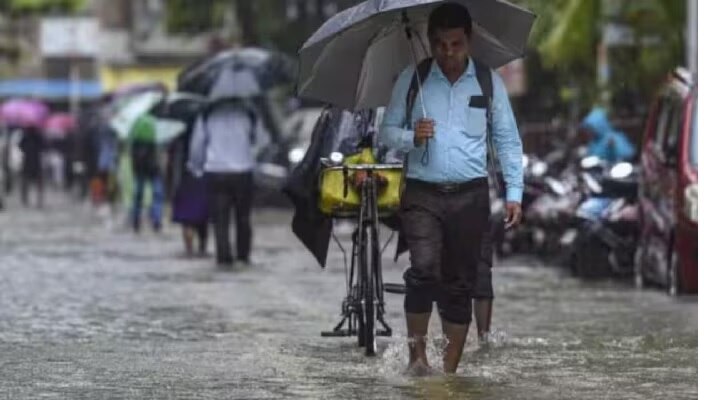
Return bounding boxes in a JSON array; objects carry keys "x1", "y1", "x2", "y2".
[{"x1": 321, "y1": 163, "x2": 399, "y2": 355}]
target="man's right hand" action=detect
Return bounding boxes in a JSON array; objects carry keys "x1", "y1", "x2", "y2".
[{"x1": 414, "y1": 118, "x2": 435, "y2": 147}]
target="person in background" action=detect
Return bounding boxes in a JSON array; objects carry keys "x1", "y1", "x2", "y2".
[
  {"x1": 168, "y1": 106, "x2": 209, "y2": 257},
  {"x1": 189, "y1": 97, "x2": 258, "y2": 267},
  {"x1": 92, "y1": 109, "x2": 119, "y2": 206},
  {"x1": 471, "y1": 219, "x2": 501, "y2": 344},
  {"x1": 19, "y1": 126, "x2": 45, "y2": 208},
  {"x1": 580, "y1": 107, "x2": 636, "y2": 163},
  {"x1": 129, "y1": 114, "x2": 165, "y2": 233}
]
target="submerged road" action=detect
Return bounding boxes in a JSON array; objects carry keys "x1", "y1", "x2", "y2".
[{"x1": 0, "y1": 195, "x2": 697, "y2": 399}]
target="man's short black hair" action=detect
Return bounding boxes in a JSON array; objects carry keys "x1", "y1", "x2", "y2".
[{"x1": 427, "y1": 2, "x2": 473, "y2": 40}]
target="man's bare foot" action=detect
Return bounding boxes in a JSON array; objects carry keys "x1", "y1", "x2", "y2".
[
  {"x1": 478, "y1": 331, "x2": 491, "y2": 347},
  {"x1": 405, "y1": 360, "x2": 435, "y2": 377}
]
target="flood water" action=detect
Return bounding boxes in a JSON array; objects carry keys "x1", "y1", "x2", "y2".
[{"x1": 0, "y1": 195, "x2": 697, "y2": 399}]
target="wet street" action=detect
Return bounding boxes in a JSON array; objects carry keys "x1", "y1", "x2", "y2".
[{"x1": 0, "y1": 195, "x2": 697, "y2": 399}]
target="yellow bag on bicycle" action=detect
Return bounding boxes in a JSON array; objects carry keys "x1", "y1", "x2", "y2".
[{"x1": 319, "y1": 148, "x2": 403, "y2": 216}]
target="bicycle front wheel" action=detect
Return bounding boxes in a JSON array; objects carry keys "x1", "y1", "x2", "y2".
[{"x1": 363, "y1": 223, "x2": 377, "y2": 356}]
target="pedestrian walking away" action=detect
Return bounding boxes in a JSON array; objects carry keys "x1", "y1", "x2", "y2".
[
  {"x1": 130, "y1": 115, "x2": 166, "y2": 233},
  {"x1": 19, "y1": 126, "x2": 45, "y2": 208},
  {"x1": 166, "y1": 94, "x2": 211, "y2": 258},
  {"x1": 188, "y1": 89, "x2": 259, "y2": 267}
]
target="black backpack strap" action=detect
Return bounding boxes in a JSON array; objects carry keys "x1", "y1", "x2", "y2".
[
  {"x1": 474, "y1": 61, "x2": 504, "y2": 196},
  {"x1": 404, "y1": 58, "x2": 433, "y2": 129}
]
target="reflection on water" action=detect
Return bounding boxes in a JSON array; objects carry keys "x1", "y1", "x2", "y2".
[{"x1": 0, "y1": 196, "x2": 697, "y2": 399}]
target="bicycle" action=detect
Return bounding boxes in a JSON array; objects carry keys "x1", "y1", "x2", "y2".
[{"x1": 319, "y1": 160, "x2": 405, "y2": 356}]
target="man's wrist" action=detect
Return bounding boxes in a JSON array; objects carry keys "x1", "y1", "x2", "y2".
[
  {"x1": 401, "y1": 129, "x2": 417, "y2": 151},
  {"x1": 506, "y1": 187, "x2": 523, "y2": 204}
]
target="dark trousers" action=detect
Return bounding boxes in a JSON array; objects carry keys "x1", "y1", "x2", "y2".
[
  {"x1": 401, "y1": 178, "x2": 490, "y2": 324},
  {"x1": 21, "y1": 169, "x2": 44, "y2": 208},
  {"x1": 207, "y1": 172, "x2": 253, "y2": 263},
  {"x1": 472, "y1": 217, "x2": 498, "y2": 300}
]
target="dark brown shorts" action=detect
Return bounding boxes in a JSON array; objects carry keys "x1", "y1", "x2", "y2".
[{"x1": 401, "y1": 178, "x2": 490, "y2": 324}]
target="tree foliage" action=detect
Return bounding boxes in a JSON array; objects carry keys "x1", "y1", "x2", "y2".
[
  {"x1": 1, "y1": 0, "x2": 87, "y2": 14},
  {"x1": 514, "y1": 0, "x2": 687, "y2": 114},
  {"x1": 164, "y1": 0, "x2": 226, "y2": 35},
  {"x1": 163, "y1": 0, "x2": 359, "y2": 55}
]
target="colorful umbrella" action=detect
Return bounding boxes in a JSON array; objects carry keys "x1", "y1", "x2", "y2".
[
  {"x1": 0, "y1": 98, "x2": 50, "y2": 128},
  {"x1": 110, "y1": 91, "x2": 185, "y2": 144},
  {"x1": 43, "y1": 113, "x2": 77, "y2": 139},
  {"x1": 110, "y1": 91, "x2": 165, "y2": 140}
]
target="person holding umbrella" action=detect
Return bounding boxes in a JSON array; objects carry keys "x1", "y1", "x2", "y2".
[
  {"x1": 297, "y1": 0, "x2": 533, "y2": 374},
  {"x1": 109, "y1": 89, "x2": 187, "y2": 233},
  {"x1": 183, "y1": 47, "x2": 294, "y2": 268},
  {"x1": 380, "y1": 3, "x2": 524, "y2": 374},
  {"x1": 164, "y1": 93, "x2": 211, "y2": 257},
  {"x1": 0, "y1": 99, "x2": 50, "y2": 208},
  {"x1": 187, "y1": 71, "x2": 260, "y2": 268}
]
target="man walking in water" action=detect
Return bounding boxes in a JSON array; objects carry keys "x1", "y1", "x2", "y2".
[{"x1": 380, "y1": 3, "x2": 524, "y2": 374}]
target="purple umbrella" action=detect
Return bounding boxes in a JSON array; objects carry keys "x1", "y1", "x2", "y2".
[{"x1": 0, "y1": 98, "x2": 50, "y2": 128}]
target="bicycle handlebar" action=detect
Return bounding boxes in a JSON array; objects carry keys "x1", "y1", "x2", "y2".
[{"x1": 321, "y1": 163, "x2": 403, "y2": 172}]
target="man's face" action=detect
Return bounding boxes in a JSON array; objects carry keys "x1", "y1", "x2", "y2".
[{"x1": 430, "y1": 27, "x2": 470, "y2": 73}]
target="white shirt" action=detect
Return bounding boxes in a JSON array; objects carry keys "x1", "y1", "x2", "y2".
[{"x1": 189, "y1": 104, "x2": 255, "y2": 174}]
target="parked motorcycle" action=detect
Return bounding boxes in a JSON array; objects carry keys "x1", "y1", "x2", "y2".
[
  {"x1": 495, "y1": 150, "x2": 580, "y2": 258},
  {"x1": 494, "y1": 154, "x2": 548, "y2": 256},
  {"x1": 566, "y1": 157, "x2": 640, "y2": 278}
]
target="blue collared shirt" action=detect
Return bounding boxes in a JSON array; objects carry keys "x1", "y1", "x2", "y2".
[{"x1": 380, "y1": 59, "x2": 524, "y2": 203}]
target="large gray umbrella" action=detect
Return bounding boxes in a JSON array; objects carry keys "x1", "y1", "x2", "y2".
[
  {"x1": 178, "y1": 47, "x2": 296, "y2": 98},
  {"x1": 297, "y1": 0, "x2": 535, "y2": 110}
]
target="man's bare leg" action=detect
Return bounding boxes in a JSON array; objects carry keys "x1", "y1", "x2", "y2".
[
  {"x1": 406, "y1": 312, "x2": 432, "y2": 375},
  {"x1": 474, "y1": 298, "x2": 493, "y2": 343},
  {"x1": 182, "y1": 227, "x2": 194, "y2": 256},
  {"x1": 441, "y1": 319, "x2": 470, "y2": 373}
]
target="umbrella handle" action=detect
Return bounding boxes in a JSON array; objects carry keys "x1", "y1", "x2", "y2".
[{"x1": 403, "y1": 12, "x2": 430, "y2": 166}]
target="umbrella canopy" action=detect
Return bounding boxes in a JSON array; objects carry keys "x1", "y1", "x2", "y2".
[
  {"x1": 43, "y1": 113, "x2": 77, "y2": 139},
  {"x1": 110, "y1": 90, "x2": 165, "y2": 140},
  {"x1": 178, "y1": 47, "x2": 296, "y2": 98},
  {"x1": 109, "y1": 90, "x2": 186, "y2": 144},
  {"x1": 130, "y1": 114, "x2": 186, "y2": 145},
  {"x1": 297, "y1": 0, "x2": 535, "y2": 110},
  {"x1": 160, "y1": 92, "x2": 208, "y2": 122},
  {"x1": 0, "y1": 98, "x2": 50, "y2": 128}
]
